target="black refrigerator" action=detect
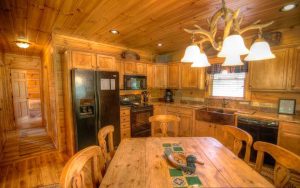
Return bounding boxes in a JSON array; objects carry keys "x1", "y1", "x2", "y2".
[{"x1": 71, "y1": 69, "x2": 120, "y2": 151}]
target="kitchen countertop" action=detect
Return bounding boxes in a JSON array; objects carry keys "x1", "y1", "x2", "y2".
[{"x1": 151, "y1": 102, "x2": 300, "y2": 124}]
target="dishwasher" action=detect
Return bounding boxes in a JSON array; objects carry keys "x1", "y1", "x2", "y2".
[{"x1": 237, "y1": 117, "x2": 279, "y2": 166}]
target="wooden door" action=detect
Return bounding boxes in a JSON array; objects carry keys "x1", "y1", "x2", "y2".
[
  {"x1": 153, "y1": 64, "x2": 167, "y2": 88},
  {"x1": 147, "y1": 64, "x2": 153, "y2": 88},
  {"x1": 72, "y1": 51, "x2": 96, "y2": 70},
  {"x1": 96, "y1": 54, "x2": 116, "y2": 71},
  {"x1": 136, "y1": 62, "x2": 147, "y2": 75},
  {"x1": 124, "y1": 61, "x2": 137, "y2": 74},
  {"x1": 249, "y1": 48, "x2": 289, "y2": 91},
  {"x1": 291, "y1": 47, "x2": 300, "y2": 91},
  {"x1": 181, "y1": 64, "x2": 198, "y2": 89},
  {"x1": 193, "y1": 121, "x2": 214, "y2": 137},
  {"x1": 168, "y1": 63, "x2": 180, "y2": 88},
  {"x1": 11, "y1": 69, "x2": 28, "y2": 120},
  {"x1": 278, "y1": 122, "x2": 300, "y2": 156},
  {"x1": 178, "y1": 114, "x2": 192, "y2": 136}
]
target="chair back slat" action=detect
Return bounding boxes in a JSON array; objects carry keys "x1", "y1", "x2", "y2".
[
  {"x1": 223, "y1": 125, "x2": 253, "y2": 162},
  {"x1": 98, "y1": 125, "x2": 115, "y2": 163},
  {"x1": 254, "y1": 141, "x2": 300, "y2": 187},
  {"x1": 60, "y1": 146, "x2": 106, "y2": 188},
  {"x1": 149, "y1": 115, "x2": 180, "y2": 137}
]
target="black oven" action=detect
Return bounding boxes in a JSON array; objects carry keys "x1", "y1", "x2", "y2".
[
  {"x1": 124, "y1": 75, "x2": 147, "y2": 90},
  {"x1": 130, "y1": 105, "x2": 153, "y2": 137}
]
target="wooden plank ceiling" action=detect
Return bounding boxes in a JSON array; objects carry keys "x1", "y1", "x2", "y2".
[{"x1": 0, "y1": 0, "x2": 300, "y2": 56}]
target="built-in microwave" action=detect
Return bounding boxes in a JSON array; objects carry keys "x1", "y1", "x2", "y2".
[{"x1": 124, "y1": 75, "x2": 147, "y2": 90}]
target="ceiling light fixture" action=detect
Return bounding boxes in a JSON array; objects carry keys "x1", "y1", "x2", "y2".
[
  {"x1": 280, "y1": 3, "x2": 297, "y2": 12},
  {"x1": 110, "y1": 29, "x2": 119, "y2": 35},
  {"x1": 157, "y1": 43, "x2": 163, "y2": 47},
  {"x1": 182, "y1": 0, "x2": 275, "y2": 66},
  {"x1": 15, "y1": 41, "x2": 30, "y2": 49}
]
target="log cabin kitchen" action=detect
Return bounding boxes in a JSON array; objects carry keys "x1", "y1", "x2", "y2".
[{"x1": 0, "y1": 0, "x2": 300, "y2": 187}]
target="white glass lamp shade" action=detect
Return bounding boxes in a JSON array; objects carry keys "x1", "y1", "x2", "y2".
[
  {"x1": 218, "y1": 34, "x2": 249, "y2": 57},
  {"x1": 16, "y1": 41, "x2": 30, "y2": 48},
  {"x1": 244, "y1": 40, "x2": 275, "y2": 61},
  {"x1": 191, "y1": 53, "x2": 211, "y2": 67},
  {"x1": 181, "y1": 44, "x2": 202, "y2": 63},
  {"x1": 222, "y1": 54, "x2": 244, "y2": 66}
]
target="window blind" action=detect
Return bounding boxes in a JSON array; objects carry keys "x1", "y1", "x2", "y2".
[{"x1": 212, "y1": 72, "x2": 246, "y2": 98}]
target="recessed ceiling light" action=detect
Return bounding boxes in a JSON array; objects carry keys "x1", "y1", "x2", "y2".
[
  {"x1": 280, "y1": 3, "x2": 297, "y2": 12},
  {"x1": 110, "y1": 29, "x2": 119, "y2": 35},
  {"x1": 15, "y1": 41, "x2": 30, "y2": 48},
  {"x1": 157, "y1": 43, "x2": 163, "y2": 47}
]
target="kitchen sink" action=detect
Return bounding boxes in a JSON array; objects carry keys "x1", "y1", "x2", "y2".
[{"x1": 195, "y1": 107, "x2": 236, "y2": 125}]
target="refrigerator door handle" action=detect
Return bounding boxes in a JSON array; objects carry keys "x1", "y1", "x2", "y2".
[{"x1": 95, "y1": 72, "x2": 101, "y2": 131}]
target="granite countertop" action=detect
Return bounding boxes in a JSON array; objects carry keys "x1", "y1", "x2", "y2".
[{"x1": 151, "y1": 102, "x2": 300, "y2": 124}]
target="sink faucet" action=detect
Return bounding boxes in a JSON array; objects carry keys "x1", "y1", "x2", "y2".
[{"x1": 222, "y1": 98, "x2": 229, "y2": 108}]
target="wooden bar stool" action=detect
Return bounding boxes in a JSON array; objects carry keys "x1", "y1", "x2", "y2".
[
  {"x1": 223, "y1": 125, "x2": 253, "y2": 163},
  {"x1": 60, "y1": 146, "x2": 106, "y2": 188},
  {"x1": 149, "y1": 115, "x2": 180, "y2": 137},
  {"x1": 98, "y1": 125, "x2": 115, "y2": 164},
  {"x1": 254, "y1": 141, "x2": 300, "y2": 188}
]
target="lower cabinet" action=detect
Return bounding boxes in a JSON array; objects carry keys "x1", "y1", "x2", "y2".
[
  {"x1": 278, "y1": 122, "x2": 300, "y2": 156},
  {"x1": 166, "y1": 106, "x2": 194, "y2": 137},
  {"x1": 120, "y1": 108, "x2": 131, "y2": 140},
  {"x1": 193, "y1": 120, "x2": 225, "y2": 144}
]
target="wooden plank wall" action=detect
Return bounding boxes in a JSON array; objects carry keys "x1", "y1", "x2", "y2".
[{"x1": 0, "y1": 53, "x2": 15, "y2": 159}]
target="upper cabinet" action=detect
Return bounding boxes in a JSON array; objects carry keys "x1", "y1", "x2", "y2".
[
  {"x1": 181, "y1": 64, "x2": 198, "y2": 89},
  {"x1": 124, "y1": 61, "x2": 147, "y2": 75},
  {"x1": 147, "y1": 64, "x2": 153, "y2": 89},
  {"x1": 136, "y1": 62, "x2": 147, "y2": 75},
  {"x1": 96, "y1": 55, "x2": 116, "y2": 71},
  {"x1": 291, "y1": 47, "x2": 300, "y2": 91},
  {"x1": 124, "y1": 61, "x2": 136, "y2": 74},
  {"x1": 153, "y1": 64, "x2": 167, "y2": 89},
  {"x1": 249, "y1": 48, "x2": 289, "y2": 91},
  {"x1": 168, "y1": 63, "x2": 180, "y2": 89},
  {"x1": 71, "y1": 51, "x2": 96, "y2": 69}
]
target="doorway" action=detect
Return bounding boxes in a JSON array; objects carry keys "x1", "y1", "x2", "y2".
[{"x1": 11, "y1": 69, "x2": 42, "y2": 129}]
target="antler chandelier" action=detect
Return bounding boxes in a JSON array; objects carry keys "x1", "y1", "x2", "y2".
[{"x1": 182, "y1": 0, "x2": 275, "y2": 67}]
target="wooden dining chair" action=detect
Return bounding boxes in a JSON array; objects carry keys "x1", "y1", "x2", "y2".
[
  {"x1": 60, "y1": 146, "x2": 106, "y2": 188},
  {"x1": 98, "y1": 125, "x2": 115, "y2": 163},
  {"x1": 149, "y1": 115, "x2": 180, "y2": 137},
  {"x1": 223, "y1": 125, "x2": 253, "y2": 163},
  {"x1": 254, "y1": 141, "x2": 300, "y2": 187}
]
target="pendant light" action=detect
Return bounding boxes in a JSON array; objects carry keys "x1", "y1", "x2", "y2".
[
  {"x1": 217, "y1": 34, "x2": 249, "y2": 57},
  {"x1": 222, "y1": 54, "x2": 243, "y2": 66},
  {"x1": 15, "y1": 41, "x2": 30, "y2": 48},
  {"x1": 191, "y1": 52, "x2": 210, "y2": 67},
  {"x1": 244, "y1": 31, "x2": 275, "y2": 61},
  {"x1": 181, "y1": 44, "x2": 202, "y2": 63}
]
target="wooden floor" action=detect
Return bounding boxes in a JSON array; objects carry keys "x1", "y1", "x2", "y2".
[
  {"x1": 0, "y1": 151, "x2": 68, "y2": 188},
  {"x1": 16, "y1": 116, "x2": 42, "y2": 129},
  {"x1": 1, "y1": 127, "x2": 56, "y2": 165}
]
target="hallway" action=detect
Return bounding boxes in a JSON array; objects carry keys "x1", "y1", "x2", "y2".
[{"x1": 0, "y1": 127, "x2": 56, "y2": 165}]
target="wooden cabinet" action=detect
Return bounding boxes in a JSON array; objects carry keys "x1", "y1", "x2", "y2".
[
  {"x1": 249, "y1": 48, "x2": 289, "y2": 91},
  {"x1": 116, "y1": 60, "x2": 125, "y2": 89},
  {"x1": 96, "y1": 54, "x2": 116, "y2": 71},
  {"x1": 166, "y1": 106, "x2": 194, "y2": 137},
  {"x1": 136, "y1": 62, "x2": 147, "y2": 75},
  {"x1": 154, "y1": 104, "x2": 167, "y2": 115},
  {"x1": 291, "y1": 47, "x2": 300, "y2": 91},
  {"x1": 153, "y1": 64, "x2": 167, "y2": 88},
  {"x1": 147, "y1": 64, "x2": 153, "y2": 88},
  {"x1": 71, "y1": 51, "x2": 96, "y2": 69},
  {"x1": 120, "y1": 108, "x2": 131, "y2": 140},
  {"x1": 278, "y1": 122, "x2": 300, "y2": 156},
  {"x1": 124, "y1": 61, "x2": 136, "y2": 74},
  {"x1": 180, "y1": 64, "x2": 198, "y2": 89},
  {"x1": 193, "y1": 121, "x2": 214, "y2": 137},
  {"x1": 168, "y1": 63, "x2": 180, "y2": 88},
  {"x1": 124, "y1": 61, "x2": 147, "y2": 75},
  {"x1": 193, "y1": 121, "x2": 225, "y2": 144}
]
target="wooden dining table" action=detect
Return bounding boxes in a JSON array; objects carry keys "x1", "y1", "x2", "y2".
[{"x1": 100, "y1": 137, "x2": 274, "y2": 188}]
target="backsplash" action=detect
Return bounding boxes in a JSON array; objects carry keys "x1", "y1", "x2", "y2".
[{"x1": 149, "y1": 89, "x2": 299, "y2": 115}]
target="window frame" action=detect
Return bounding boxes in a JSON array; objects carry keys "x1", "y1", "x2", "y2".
[{"x1": 208, "y1": 72, "x2": 247, "y2": 100}]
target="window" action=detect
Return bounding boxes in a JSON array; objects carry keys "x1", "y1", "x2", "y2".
[{"x1": 212, "y1": 72, "x2": 246, "y2": 98}]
